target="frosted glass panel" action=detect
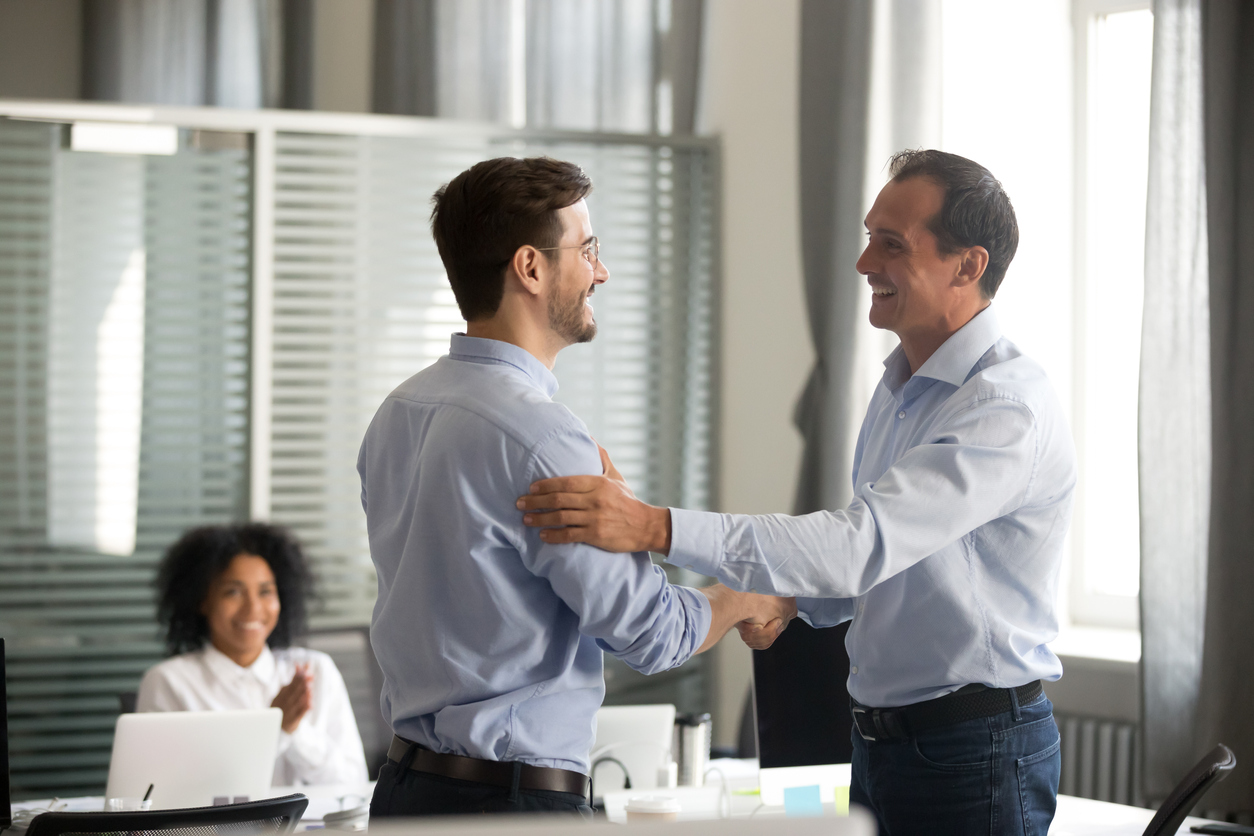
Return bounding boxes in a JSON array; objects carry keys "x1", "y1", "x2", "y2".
[{"x1": 0, "y1": 118, "x2": 252, "y2": 799}]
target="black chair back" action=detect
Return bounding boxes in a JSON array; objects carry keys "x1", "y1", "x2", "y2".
[
  {"x1": 1142, "y1": 744, "x2": 1237, "y2": 836},
  {"x1": 25, "y1": 793, "x2": 308, "y2": 836}
]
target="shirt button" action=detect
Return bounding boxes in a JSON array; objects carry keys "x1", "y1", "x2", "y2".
[
  {"x1": 851, "y1": 666, "x2": 859, "y2": 674},
  {"x1": 749, "y1": 588, "x2": 757, "y2": 594},
  {"x1": 897, "y1": 410, "x2": 907, "y2": 419}
]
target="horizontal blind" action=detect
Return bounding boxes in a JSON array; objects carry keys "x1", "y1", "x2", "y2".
[
  {"x1": 268, "y1": 133, "x2": 717, "y2": 632},
  {"x1": 269, "y1": 131, "x2": 489, "y2": 629},
  {"x1": 0, "y1": 119, "x2": 252, "y2": 799}
]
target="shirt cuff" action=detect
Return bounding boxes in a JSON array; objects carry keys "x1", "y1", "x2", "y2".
[
  {"x1": 665, "y1": 508, "x2": 725, "y2": 577},
  {"x1": 678, "y1": 584, "x2": 714, "y2": 651}
]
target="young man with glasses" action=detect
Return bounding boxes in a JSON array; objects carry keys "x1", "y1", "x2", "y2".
[{"x1": 359, "y1": 156, "x2": 796, "y2": 818}]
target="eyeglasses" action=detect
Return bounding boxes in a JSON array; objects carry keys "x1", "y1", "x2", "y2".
[{"x1": 535, "y1": 237, "x2": 599, "y2": 270}]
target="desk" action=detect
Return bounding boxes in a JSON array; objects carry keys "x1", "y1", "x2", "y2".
[{"x1": 9, "y1": 772, "x2": 1224, "y2": 835}]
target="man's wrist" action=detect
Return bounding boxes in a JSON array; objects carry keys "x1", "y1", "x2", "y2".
[{"x1": 648, "y1": 505, "x2": 672, "y2": 554}]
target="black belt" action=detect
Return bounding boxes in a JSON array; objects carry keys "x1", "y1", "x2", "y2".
[
  {"x1": 386, "y1": 735, "x2": 589, "y2": 796},
  {"x1": 851, "y1": 680, "x2": 1045, "y2": 742}
]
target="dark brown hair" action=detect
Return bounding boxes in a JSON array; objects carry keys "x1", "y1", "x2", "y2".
[
  {"x1": 888, "y1": 149, "x2": 1019, "y2": 299},
  {"x1": 431, "y1": 157, "x2": 593, "y2": 321}
]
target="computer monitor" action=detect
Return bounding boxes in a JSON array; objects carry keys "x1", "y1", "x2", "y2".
[
  {"x1": 2, "y1": 638, "x2": 11, "y2": 830},
  {"x1": 751, "y1": 620, "x2": 854, "y2": 806}
]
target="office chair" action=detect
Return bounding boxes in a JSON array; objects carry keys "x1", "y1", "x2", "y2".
[
  {"x1": 1142, "y1": 743, "x2": 1237, "y2": 836},
  {"x1": 24, "y1": 793, "x2": 308, "y2": 836}
]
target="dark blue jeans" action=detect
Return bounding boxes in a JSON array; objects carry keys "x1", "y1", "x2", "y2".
[
  {"x1": 371, "y1": 759, "x2": 593, "y2": 818},
  {"x1": 850, "y1": 692, "x2": 1060, "y2": 836}
]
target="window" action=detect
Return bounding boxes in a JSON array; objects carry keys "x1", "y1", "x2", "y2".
[
  {"x1": 934, "y1": 1, "x2": 1152, "y2": 637},
  {"x1": 0, "y1": 107, "x2": 718, "y2": 798},
  {"x1": 1069, "y1": 0, "x2": 1153, "y2": 630}
]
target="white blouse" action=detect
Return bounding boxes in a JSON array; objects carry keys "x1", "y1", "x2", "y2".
[{"x1": 136, "y1": 644, "x2": 369, "y2": 786}]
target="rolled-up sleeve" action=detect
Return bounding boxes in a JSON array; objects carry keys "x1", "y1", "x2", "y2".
[{"x1": 521, "y1": 428, "x2": 711, "y2": 675}]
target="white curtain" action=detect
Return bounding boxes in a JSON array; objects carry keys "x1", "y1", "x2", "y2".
[
  {"x1": 372, "y1": 0, "x2": 703, "y2": 134},
  {"x1": 83, "y1": 0, "x2": 274, "y2": 107},
  {"x1": 1138, "y1": 0, "x2": 1212, "y2": 805}
]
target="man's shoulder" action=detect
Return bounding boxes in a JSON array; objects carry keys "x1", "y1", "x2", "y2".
[
  {"x1": 958, "y1": 338, "x2": 1061, "y2": 415},
  {"x1": 378, "y1": 356, "x2": 591, "y2": 454}
]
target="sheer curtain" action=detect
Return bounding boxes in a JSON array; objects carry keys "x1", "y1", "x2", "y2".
[
  {"x1": 1138, "y1": 0, "x2": 1211, "y2": 804},
  {"x1": 371, "y1": 0, "x2": 703, "y2": 134},
  {"x1": 1141, "y1": 0, "x2": 1254, "y2": 814},
  {"x1": 793, "y1": 0, "x2": 941, "y2": 517},
  {"x1": 82, "y1": 0, "x2": 279, "y2": 107}
]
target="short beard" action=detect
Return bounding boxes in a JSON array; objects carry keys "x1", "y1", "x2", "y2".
[{"x1": 548, "y1": 283, "x2": 597, "y2": 345}]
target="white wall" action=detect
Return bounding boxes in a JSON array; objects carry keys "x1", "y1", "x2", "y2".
[{"x1": 697, "y1": 0, "x2": 812, "y2": 747}]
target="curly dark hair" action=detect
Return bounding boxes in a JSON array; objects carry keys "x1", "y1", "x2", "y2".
[{"x1": 154, "y1": 523, "x2": 314, "y2": 656}]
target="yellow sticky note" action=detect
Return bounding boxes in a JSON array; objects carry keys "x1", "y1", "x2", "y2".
[{"x1": 834, "y1": 785, "x2": 850, "y2": 817}]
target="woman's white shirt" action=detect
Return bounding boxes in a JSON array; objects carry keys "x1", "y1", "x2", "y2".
[{"x1": 136, "y1": 644, "x2": 369, "y2": 786}]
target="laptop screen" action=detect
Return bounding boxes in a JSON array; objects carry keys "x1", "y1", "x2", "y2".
[{"x1": 2, "y1": 638, "x2": 11, "y2": 828}]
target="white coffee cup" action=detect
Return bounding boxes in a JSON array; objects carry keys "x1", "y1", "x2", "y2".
[
  {"x1": 624, "y1": 795, "x2": 682, "y2": 822},
  {"x1": 105, "y1": 797, "x2": 152, "y2": 812}
]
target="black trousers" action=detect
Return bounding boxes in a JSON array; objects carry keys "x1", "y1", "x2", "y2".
[{"x1": 370, "y1": 758, "x2": 593, "y2": 818}]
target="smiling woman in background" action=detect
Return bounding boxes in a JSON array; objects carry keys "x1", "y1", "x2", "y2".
[{"x1": 137, "y1": 523, "x2": 368, "y2": 786}]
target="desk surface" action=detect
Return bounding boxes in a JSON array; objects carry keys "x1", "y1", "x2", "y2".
[{"x1": 9, "y1": 767, "x2": 1222, "y2": 836}]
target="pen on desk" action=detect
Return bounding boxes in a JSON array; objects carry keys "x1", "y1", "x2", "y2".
[{"x1": 143, "y1": 784, "x2": 154, "y2": 803}]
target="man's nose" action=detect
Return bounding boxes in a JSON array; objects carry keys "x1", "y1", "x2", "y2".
[
  {"x1": 594, "y1": 259, "x2": 609, "y2": 285},
  {"x1": 855, "y1": 245, "x2": 875, "y2": 276}
]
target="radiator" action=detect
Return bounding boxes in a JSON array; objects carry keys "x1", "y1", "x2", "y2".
[{"x1": 1056, "y1": 713, "x2": 1144, "y2": 807}]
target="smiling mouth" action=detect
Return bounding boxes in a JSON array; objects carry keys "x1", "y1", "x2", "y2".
[
  {"x1": 871, "y1": 286, "x2": 896, "y2": 297},
  {"x1": 235, "y1": 621, "x2": 268, "y2": 631}
]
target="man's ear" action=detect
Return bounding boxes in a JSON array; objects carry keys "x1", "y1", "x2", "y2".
[
  {"x1": 955, "y1": 245, "x2": 989, "y2": 291},
  {"x1": 508, "y1": 245, "x2": 548, "y2": 298}
]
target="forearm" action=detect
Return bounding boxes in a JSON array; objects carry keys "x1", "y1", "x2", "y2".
[{"x1": 694, "y1": 584, "x2": 753, "y2": 654}]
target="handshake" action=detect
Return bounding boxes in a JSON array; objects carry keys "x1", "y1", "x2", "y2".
[
  {"x1": 735, "y1": 590, "x2": 797, "y2": 650},
  {"x1": 700, "y1": 584, "x2": 797, "y2": 652}
]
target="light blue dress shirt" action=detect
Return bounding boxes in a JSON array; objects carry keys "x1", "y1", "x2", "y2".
[
  {"x1": 668, "y1": 307, "x2": 1076, "y2": 708},
  {"x1": 358, "y1": 334, "x2": 711, "y2": 774}
]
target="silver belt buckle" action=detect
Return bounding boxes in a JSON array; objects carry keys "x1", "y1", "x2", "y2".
[{"x1": 851, "y1": 705, "x2": 877, "y2": 741}]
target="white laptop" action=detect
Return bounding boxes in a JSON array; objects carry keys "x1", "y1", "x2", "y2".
[
  {"x1": 592, "y1": 704, "x2": 676, "y2": 791},
  {"x1": 106, "y1": 709, "x2": 282, "y2": 809}
]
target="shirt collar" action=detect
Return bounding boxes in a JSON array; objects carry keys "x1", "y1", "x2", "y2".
[
  {"x1": 202, "y1": 642, "x2": 275, "y2": 685},
  {"x1": 882, "y1": 305, "x2": 1004, "y2": 391},
  {"x1": 449, "y1": 334, "x2": 559, "y2": 398}
]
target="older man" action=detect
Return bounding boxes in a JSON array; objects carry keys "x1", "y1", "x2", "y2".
[
  {"x1": 359, "y1": 156, "x2": 795, "y2": 818},
  {"x1": 518, "y1": 150, "x2": 1077, "y2": 834}
]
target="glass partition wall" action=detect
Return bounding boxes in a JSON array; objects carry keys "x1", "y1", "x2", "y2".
[{"x1": 0, "y1": 104, "x2": 719, "y2": 798}]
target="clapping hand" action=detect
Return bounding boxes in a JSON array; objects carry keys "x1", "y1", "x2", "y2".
[{"x1": 271, "y1": 662, "x2": 314, "y2": 733}]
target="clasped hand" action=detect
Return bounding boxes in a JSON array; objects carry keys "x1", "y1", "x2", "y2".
[
  {"x1": 271, "y1": 663, "x2": 314, "y2": 733},
  {"x1": 736, "y1": 593, "x2": 798, "y2": 651}
]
